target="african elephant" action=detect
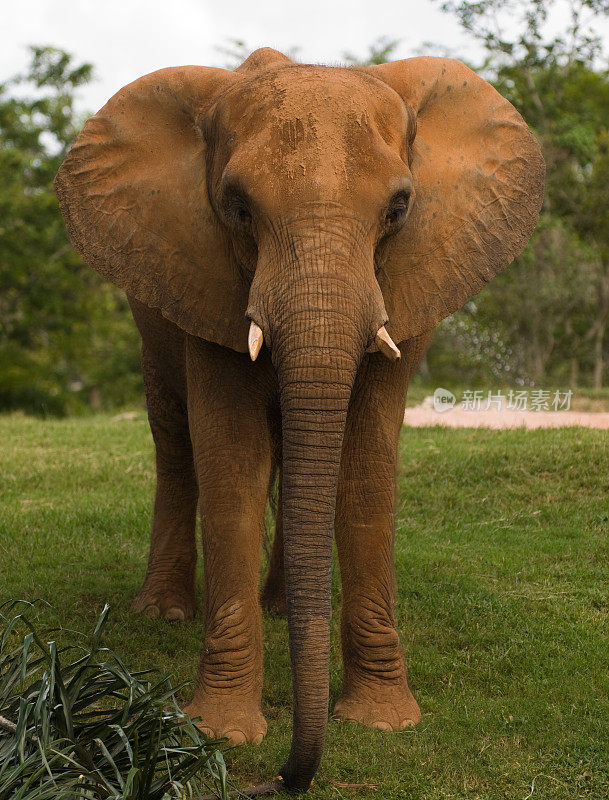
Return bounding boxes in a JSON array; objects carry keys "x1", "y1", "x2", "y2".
[{"x1": 54, "y1": 47, "x2": 544, "y2": 792}]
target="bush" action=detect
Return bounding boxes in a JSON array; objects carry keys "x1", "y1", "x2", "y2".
[{"x1": 0, "y1": 602, "x2": 228, "y2": 800}]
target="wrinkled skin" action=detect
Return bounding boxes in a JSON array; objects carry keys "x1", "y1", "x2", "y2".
[{"x1": 55, "y1": 48, "x2": 544, "y2": 792}]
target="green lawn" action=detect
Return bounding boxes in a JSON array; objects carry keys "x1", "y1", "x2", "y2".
[{"x1": 1, "y1": 413, "x2": 608, "y2": 799}]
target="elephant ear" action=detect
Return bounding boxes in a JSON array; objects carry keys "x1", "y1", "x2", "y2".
[
  {"x1": 366, "y1": 57, "x2": 545, "y2": 344},
  {"x1": 54, "y1": 65, "x2": 252, "y2": 351}
]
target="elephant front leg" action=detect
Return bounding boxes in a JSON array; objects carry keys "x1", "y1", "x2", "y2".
[
  {"x1": 185, "y1": 510, "x2": 269, "y2": 745},
  {"x1": 333, "y1": 510, "x2": 421, "y2": 731},
  {"x1": 184, "y1": 339, "x2": 274, "y2": 745},
  {"x1": 333, "y1": 341, "x2": 429, "y2": 731}
]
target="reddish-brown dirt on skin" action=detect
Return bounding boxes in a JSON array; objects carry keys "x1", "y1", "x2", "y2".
[{"x1": 404, "y1": 403, "x2": 609, "y2": 428}]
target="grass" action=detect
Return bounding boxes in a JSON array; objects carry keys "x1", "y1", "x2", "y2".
[{"x1": 0, "y1": 411, "x2": 608, "y2": 799}]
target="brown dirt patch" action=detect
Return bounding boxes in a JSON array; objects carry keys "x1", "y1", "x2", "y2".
[{"x1": 404, "y1": 403, "x2": 609, "y2": 429}]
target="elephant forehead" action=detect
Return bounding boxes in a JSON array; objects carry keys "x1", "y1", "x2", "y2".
[
  {"x1": 213, "y1": 66, "x2": 411, "y2": 200},
  {"x1": 214, "y1": 66, "x2": 409, "y2": 149}
]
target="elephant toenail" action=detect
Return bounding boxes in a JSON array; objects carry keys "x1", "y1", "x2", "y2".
[
  {"x1": 166, "y1": 606, "x2": 185, "y2": 622},
  {"x1": 225, "y1": 730, "x2": 247, "y2": 745},
  {"x1": 199, "y1": 726, "x2": 215, "y2": 738},
  {"x1": 144, "y1": 605, "x2": 160, "y2": 618},
  {"x1": 401, "y1": 718, "x2": 416, "y2": 728},
  {"x1": 371, "y1": 720, "x2": 392, "y2": 731},
  {"x1": 252, "y1": 732, "x2": 265, "y2": 744}
]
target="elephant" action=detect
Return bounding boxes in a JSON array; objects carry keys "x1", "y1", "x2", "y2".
[{"x1": 54, "y1": 47, "x2": 544, "y2": 792}]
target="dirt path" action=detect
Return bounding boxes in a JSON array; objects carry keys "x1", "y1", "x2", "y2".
[{"x1": 404, "y1": 401, "x2": 609, "y2": 429}]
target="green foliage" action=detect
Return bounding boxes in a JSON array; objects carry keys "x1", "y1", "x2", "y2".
[
  {"x1": 425, "y1": 303, "x2": 518, "y2": 385},
  {"x1": 429, "y1": 0, "x2": 609, "y2": 387},
  {"x1": 0, "y1": 601, "x2": 227, "y2": 800},
  {"x1": 0, "y1": 46, "x2": 142, "y2": 415},
  {"x1": 341, "y1": 36, "x2": 401, "y2": 66},
  {"x1": 438, "y1": 0, "x2": 609, "y2": 65}
]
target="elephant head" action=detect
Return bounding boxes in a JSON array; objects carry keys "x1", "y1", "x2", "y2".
[{"x1": 54, "y1": 47, "x2": 544, "y2": 791}]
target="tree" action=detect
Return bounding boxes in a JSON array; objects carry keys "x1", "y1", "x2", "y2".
[
  {"x1": 342, "y1": 36, "x2": 401, "y2": 66},
  {"x1": 0, "y1": 46, "x2": 142, "y2": 414},
  {"x1": 432, "y1": 0, "x2": 609, "y2": 387}
]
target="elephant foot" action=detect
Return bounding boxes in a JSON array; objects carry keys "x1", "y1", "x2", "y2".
[
  {"x1": 333, "y1": 683, "x2": 421, "y2": 731},
  {"x1": 132, "y1": 577, "x2": 195, "y2": 622},
  {"x1": 184, "y1": 696, "x2": 267, "y2": 745}
]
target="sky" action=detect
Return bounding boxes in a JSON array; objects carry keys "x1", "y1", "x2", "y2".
[
  {"x1": 3, "y1": 0, "x2": 609, "y2": 113},
  {"x1": 3, "y1": 0, "x2": 478, "y2": 111}
]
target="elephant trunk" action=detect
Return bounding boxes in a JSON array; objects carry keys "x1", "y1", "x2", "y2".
[
  {"x1": 250, "y1": 233, "x2": 388, "y2": 790},
  {"x1": 275, "y1": 331, "x2": 358, "y2": 791}
]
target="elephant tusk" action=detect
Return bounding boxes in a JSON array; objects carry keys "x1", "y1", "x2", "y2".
[
  {"x1": 248, "y1": 320, "x2": 264, "y2": 361},
  {"x1": 375, "y1": 326, "x2": 401, "y2": 360}
]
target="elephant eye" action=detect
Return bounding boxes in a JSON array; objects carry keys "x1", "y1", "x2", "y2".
[
  {"x1": 226, "y1": 195, "x2": 253, "y2": 227},
  {"x1": 385, "y1": 191, "x2": 411, "y2": 228},
  {"x1": 221, "y1": 175, "x2": 254, "y2": 228}
]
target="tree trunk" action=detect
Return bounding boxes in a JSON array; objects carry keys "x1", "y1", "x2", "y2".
[{"x1": 593, "y1": 321, "x2": 605, "y2": 389}]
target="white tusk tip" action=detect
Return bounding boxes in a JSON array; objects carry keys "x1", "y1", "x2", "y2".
[
  {"x1": 375, "y1": 326, "x2": 401, "y2": 361},
  {"x1": 248, "y1": 320, "x2": 264, "y2": 361}
]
